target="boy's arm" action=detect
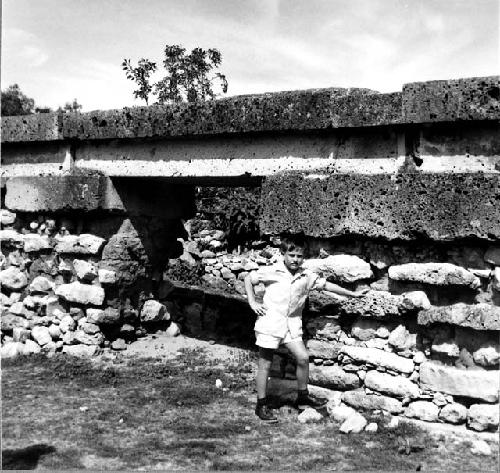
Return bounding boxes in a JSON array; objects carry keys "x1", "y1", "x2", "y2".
[
  {"x1": 244, "y1": 273, "x2": 266, "y2": 316},
  {"x1": 323, "y1": 281, "x2": 368, "y2": 298}
]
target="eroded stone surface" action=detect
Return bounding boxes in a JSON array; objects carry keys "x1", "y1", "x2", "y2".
[
  {"x1": 364, "y1": 371, "x2": 420, "y2": 399},
  {"x1": 56, "y1": 234, "x2": 105, "y2": 255},
  {"x1": 467, "y1": 404, "x2": 500, "y2": 432},
  {"x1": 140, "y1": 300, "x2": 170, "y2": 323},
  {"x1": 388, "y1": 263, "x2": 480, "y2": 288},
  {"x1": 308, "y1": 364, "x2": 360, "y2": 390},
  {"x1": 342, "y1": 389, "x2": 403, "y2": 414},
  {"x1": 404, "y1": 401, "x2": 439, "y2": 422},
  {"x1": 0, "y1": 267, "x2": 28, "y2": 290},
  {"x1": 420, "y1": 361, "x2": 499, "y2": 402},
  {"x1": 55, "y1": 282, "x2": 105, "y2": 305},
  {"x1": 342, "y1": 346, "x2": 414, "y2": 373},
  {"x1": 418, "y1": 303, "x2": 500, "y2": 331},
  {"x1": 439, "y1": 403, "x2": 467, "y2": 424},
  {"x1": 306, "y1": 339, "x2": 342, "y2": 359},
  {"x1": 303, "y1": 255, "x2": 373, "y2": 283}
]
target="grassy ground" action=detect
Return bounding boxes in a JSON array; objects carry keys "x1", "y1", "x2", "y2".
[{"x1": 2, "y1": 349, "x2": 498, "y2": 471}]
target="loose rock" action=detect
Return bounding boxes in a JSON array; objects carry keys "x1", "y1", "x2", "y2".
[
  {"x1": 404, "y1": 401, "x2": 439, "y2": 422},
  {"x1": 438, "y1": 403, "x2": 467, "y2": 424},
  {"x1": 467, "y1": 404, "x2": 500, "y2": 431},
  {"x1": 339, "y1": 412, "x2": 367, "y2": 433},
  {"x1": 297, "y1": 407, "x2": 323, "y2": 424},
  {"x1": 55, "y1": 282, "x2": 105, "y2": 305},
  {"x1": 140, "y1": 300, "x2": 170, "y2": 322}
]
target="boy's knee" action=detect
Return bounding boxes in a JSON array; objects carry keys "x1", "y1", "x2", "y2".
[{"x1": 295, "y1": 353, "x2": 309, "y2": 366}]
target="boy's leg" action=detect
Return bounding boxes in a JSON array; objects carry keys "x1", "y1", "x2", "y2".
[
  {"x1": 256, "y1": 347, "x2": 274, "y2": 399},
  {"x1": 285, "y1": 339, "x2": 327, "y2": 409}
]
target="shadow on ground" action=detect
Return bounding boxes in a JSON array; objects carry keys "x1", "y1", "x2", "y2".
[{"x1": 2, "y1": 444, "x2": 56, "y2": 470}]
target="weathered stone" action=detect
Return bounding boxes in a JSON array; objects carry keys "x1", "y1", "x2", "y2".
[
  {"x1": 55, "y1": 234, "x2": 105, "y2": 255},
  {"x1": 328, "y1": 404, "x2": 357, "y2": 423},
  {"x1": 111, "y1": 338, "x2": 127, "y2": 351},
  {"x1": 484, "y1": 247, "x2": 500, "y2": 265},
  {"x1": 1, "y1": 341, "x2": 25, "y2": 358},
  {"x1": 342, "y1": 390, "x2": 403, "y2": 414},
  {"x1": 404, "y1": 401, "x2": 439, "y2": 422},
  {"x1": 341, "y1": 346, "x2": 414, "y2": 374},
  {"x1": 351, "y1": 318, "x2": 391, "y2": 340},
  {"x1": 401, "y1": 291, "x2": 431, "y2": 311},
  {"x1": 63, "y1": 344, "x2": 99, "y2": 357},
  {"x1": 338, "y1": 290, "x2": 406, "y2": 318},
  {"x1": 303, "y1": 255, "x2": 373, "y2": 283},
  {"x1": 55, "y1": 282, "x2": 105, "y2": 305},
  {"x1": 2, "y1": 313, "x2": 30, "y2": 331},
  {"x1": 306, "y1": 339, "x2": 342, "y2": 359},
  {"x1": 164, "y1": 322, "x2": 180, "y2": 337},
  {"x1": 432, "y1": 392, "x2": 447, "y2": 407},
  {"x1": 420, "y1": 361, "x2": 499, "y2": 402},
  {"x1": 29, "y1": 276, "x2": 54, "y2": 294},
  {"x1": 339, "y1": 412, "x2": 367, "y2": 433},
  {"x1": 364, "y1": 371, "x2": 420, "y2": 399},
  {"x1": 59, "y1": 315, "x2": 76, "y2": 332},
  {"x1": 98, "y1": 268, "x2": 117, "y2": 285},
  {"x1": 418, "y1": 303, "x2": 500, "y2": 331},
  {"x1": 470, "y1": 440, "x2": 492, "y2": 456},
  {"x1": 12, "y1": 327, "x2": 31, "y2": 343},
  {"x1": 0, "y1": 266, "x2": 28, "y2": 290},
  {"x1": 492, "y1": 267, "x2": 500, "y2": 292},
  {"x1": 438, "y1": 403, "x2": 467, "y2": 424},
  {"x1": 364, "y1": 338, "x2": 389, "y2": 350},
  {"x1": 306, "y1": 316, "x2": 342, "y2": 340},
  {"x1": 467, "y1": 404, "x2": 500, "y2": 431},
  {"x1": 431, "y1": 338, "x2": 460, "y2": 358},
  {"x1": 365, "y1": 423, "x2": 378, "y2": 433},
  {"x1": 473, "y1": 343, "x2": 500, "y2": 367},
  {"x1": 74, "y1": 329, "x2": 104, "y2": 346},
  {"x1": 0, "y1": 209, "x2": 16, "y2": 226},
  {"x1": 73, "y1": 259, "x2": 98, "y2": 282},
  {"x1": 24, "y1": 339, "x2": 42, "y2": 354},
  {"x1": 31, "y1": 326, "x2": 52, "y2": 346},
  {"x1": 9, "y1": 301, "x2": 27, "y2": 316},
  {"x1": 86, "y1": 307, "x2": 121, "y2": 325},
  {"x1": 0, "y1": 229, "x2": 23, "y2": 246},
  {"x1": 80, "y1": 322, "x2": 101, "y2": 335},
  {"x1": 308, "y1": 364, "x2": 360, "y2": 390},
  {"x1": 23, "y1": 234, "x2": 53, "y2": 252},
  {"x1": 389, "y1": 263, "x2": 480, "y2": 288},
  {"x1": 48, "y1": 324, "x2": 61, "y2": 340},
  {"x1": 297, "y1": 407, "x2": 324, "y2": 424},
  {"x1": 388, "y1": 325, "x2": 416, "y2": 352},
  {"x1": 140, "y1": 300, "x2": 170, "y2": 322}
]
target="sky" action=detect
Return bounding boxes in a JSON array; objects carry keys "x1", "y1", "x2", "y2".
[{"x1": 1, "y1": 0, "x2": 499, "y2": 112}]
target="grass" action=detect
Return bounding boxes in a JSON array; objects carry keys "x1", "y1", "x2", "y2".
[{"x1": 2, "y1": 349, "x2": 498, "y2": 471}]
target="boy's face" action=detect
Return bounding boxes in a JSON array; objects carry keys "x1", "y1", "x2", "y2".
[{"x1": 282, "y1": 248, "x2": 305, "y2": 274}]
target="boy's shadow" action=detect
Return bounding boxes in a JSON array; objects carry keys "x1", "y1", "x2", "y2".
[{"x1": 2, "y1": 444, "x2": 56, "y2": 470}]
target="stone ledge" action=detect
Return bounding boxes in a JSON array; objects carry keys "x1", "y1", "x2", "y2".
[
  {"x1": 418, "y1": 303, "x2": 500, "y2": 331},
  {"x1": 2, "y1": 76, "x2": 498, "y2": 143},
  {"x1": 259, "y1": 172, "x2": 500, "y2": 240}
]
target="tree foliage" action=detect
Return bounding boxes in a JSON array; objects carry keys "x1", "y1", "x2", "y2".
[
  {"x1": 123, "y1": 44, "x2": 228, "y2": 105},
  {"x1": 1, "y1": 84, "x2": 35, "y2": 116}
]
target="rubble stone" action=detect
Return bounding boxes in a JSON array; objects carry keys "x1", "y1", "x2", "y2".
[
  {"x1": 55, "y1": 282, "x2": 105, "y2": 305},
  {"x1": 140, "y1": 300, "x2": 170, "y2": 322},
  {"x1": 73, "y1": 259, "x2": 98, "y2": 282},
  {"x1": 438, "y1": 403, "x2": 467, "y2": 424},
  {"x1": 23, "y1": 234, "x2": 52, "y2": 252},
  {"x1": 306, "y1": 339, "x2": 342, "y2": 359},
  {"x1": 55, "y1": 234, "x2": 105, "y2": 255},
  {"x1": 339, "y1": 412, "x2": 367, "y2": 433},
  {"x1": 351, "y1": 318, "x2": 391, "y2": 340},
  {"x1": 98, "y1": 268, "x2": 117, "y2": 284},
  {"x1": 343, "y1": 390, "x2": 403, "y2": 414},
  {"x1": 28, "y1": 276, "x2": 53, "y2": 294},
  {"x1": 364, "y1": 371, "x2": 420, "y2": 399},
  {"x1": 404, "y1": 401, "x2": 439, "y2": 422},
  {"x1": 418, "y1": 303, "x2": 500, "y2": 331},
  {"x1": 31, "y1": 326, "x2": 52, "y2": 346},
  {"x1": 308, "y1": 364, "x2": 360, "y2": 390},
  {"x1": 24, "y1": 339, "x2": 42, "y2": 354},
  {"x1": 303, "y1": 255, "x2": 373, "y2": 283},
  {"x1": 341, "y1": 346, "x2": 414, "y2": 373},
  {"x1": 63, "y1": 344, "x2": 99, "y2": 356},
  {"x1": 86, "y1": 307, "x2": 121, "y2": 325},
  {"x1": 297, "y1": 407, "x2": 324, "y2": 424},
  {"x1": 0, "y1": 266, "x2": 28, "y2": 290},
  {"x1": 473, "y1": 343, "x2": 500, "y2": 367},
  {"x1": 467, "y1": 404, "x2": 500, "y2": 431}
]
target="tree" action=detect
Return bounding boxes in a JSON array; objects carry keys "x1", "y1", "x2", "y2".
[
  {"x1": 58, "y1": 99, "x2": 83, "y2": 113},
  {"x1": 123, "y1": 44, "x2": 228, "y2": 106},
  {"x1": 1, "y1": 84, "x2": 35, "y2": 116}
]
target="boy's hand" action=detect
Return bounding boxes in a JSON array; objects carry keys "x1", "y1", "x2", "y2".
[
  {"x1": 249, "y1": 301, "x2": 266, "y2": 317},
  {"x1": 353, "y1": 288, "x2": 369, "y2": 298}
]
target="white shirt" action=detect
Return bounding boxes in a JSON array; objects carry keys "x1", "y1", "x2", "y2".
[{"x1": 250, "y1": 260, "x2": 326, "y2": 338}]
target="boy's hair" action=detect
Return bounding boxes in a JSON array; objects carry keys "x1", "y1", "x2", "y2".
[{"x1": 279, "y1": 233, "x2": 307, "y2": 254}]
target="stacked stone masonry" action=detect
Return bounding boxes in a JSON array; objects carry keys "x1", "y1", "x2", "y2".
[{"x1": 1, "y1": 75, "x2": 500, "y2": 435}]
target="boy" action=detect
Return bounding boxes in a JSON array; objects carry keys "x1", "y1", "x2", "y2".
[{"x1": 244, "y1": 234, "x2": 367, "y2": 422}]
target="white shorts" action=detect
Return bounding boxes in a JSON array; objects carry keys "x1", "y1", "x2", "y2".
[{"x1": 255, "y1": 331, "x2": 302, "y2": 349}]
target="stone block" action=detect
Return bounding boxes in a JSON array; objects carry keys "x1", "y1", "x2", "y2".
[
  {"x1": 140, "y1": 300, "x2": 170, "y2": 323},
  {"x1": 73, "y1": 329, "x2": 104, "y2": 346},
  {"x1": 55, "y1": 282, "x2": 105, "y2": 305},
  {"x1": 467, "y1": 404, "x2": 500, "y2": 431},
  {"x1": 305, "y1": 339, "x2": 342, "y2": 359},
  {"x1": 351, "y1": 319, "x2": 391, "y2": 340},
  {"x1": 0, "y1": 229, "x2": 23, "y2": 245},
  {"x1": 389, "y1": 263, "x2": 480, "y2": 288},
  {"x1": 0, "y1": 266, "x2": 28, "y2": 290},
  {"x1": 31, "y1": 326, "x2": 52, "y2": 346},
  {"x1": 63, "y1": 344, "x2": 99, "y2": 357},
  {"x1": 86, "y1": 307, "x2": 121, "y2": 325},
  {"x1": 23, "y1": 234, "x2": 52, "y2": 252},
  {"x1": 342, "y1": 389, "x2": 403, "y2": 414},
  {"x1": 55, "y1": 234, "x2": 105, "y2": 255},
  {"x1": 341, "y1": 346, "x2": 414, "y2": 374},
  {"x1": 364, "y1": 371, "x2": 420, "y2": 399},
  {"x1": 73, "y1": 259, "x2": 98, "y2": 282},
  {"x1": 404, "y1": 401, "x2": 439, "y2": 422},
  {"x1": 420, "y1": 361, "x2": 499, "y2": 402},
  {"x1": 438, "y1": 403, "x2": 467, "y2": 424},
  {"x1": 473, "y1": 343, "x2": 500, "y2": 367},
  {"x1": 418, "y1": 303, "x2": 500, "y2": 331},
  {"x1": 24, "y1": 339, "x2": 42, "y2": 354},
  {"x1": 308, "y1": 364, "x2": 360, "y2": 390},
  {"x1": 0, "y1": 209, "x2": 16, "y2": 226},
  {"x1": 98, "y1": 268, "x2": 117, "y2": 285},
  {"x1": 303, "y1": 255, "x2": 373, "y2": 283},
  {"x1": 29, "y1": 276, "x2": 54, "y2": 294}
]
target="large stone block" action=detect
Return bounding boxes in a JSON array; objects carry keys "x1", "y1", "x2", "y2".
[
  {"x1": 260, "y1": 172, "x2": 500, "y2": 240},
  {"x1": 418, "y1": 303, "x2": 500, "y2": 331},
  {"x1": 306, "y1": 339, "x2": 342, "y2": 359},
  {"x1": 55, "y1": 235, "x2": 106, "y2": 255},
  {"x1": 1, "y1": 112, "x2": 62, "y2": 142},
  {"x1": 419, "y1": 361, "x2": 499, "y2": 402},
  {"x1": 389, "y1": 263, "x2": 480, "y2": 288},
  {"x1": 364, "y1": 371, "x2": 420, "y2": 399},
  {"x1": 341, "y1": 346, "x2": 414, "y2": 374},
  {"x1": 308, "y1": 364, "x2": 360, "y2": 390},
  {"x1": 303, "y1": 255, "x2": 372, "y2": 283},
  {"x1": 338, "y1": 290, "x2": 415, "y2": 318},
  {"x1": 55, "y1": 282, "x2": 105, "y2": 306},
  {"x1": 342, "y1": 389, "x2": 403, "y2": 414},
  {"x1": 467, "y1": 404, "x2": 500, "y2": 431}
]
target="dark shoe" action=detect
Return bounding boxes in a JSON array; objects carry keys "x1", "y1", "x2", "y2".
[
  {"x1": 255, "y1": 404, "x2": 278, "y2": 423},
  {"x1": 295, "y1": 392, "x2": 328, "y2": 410}
]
